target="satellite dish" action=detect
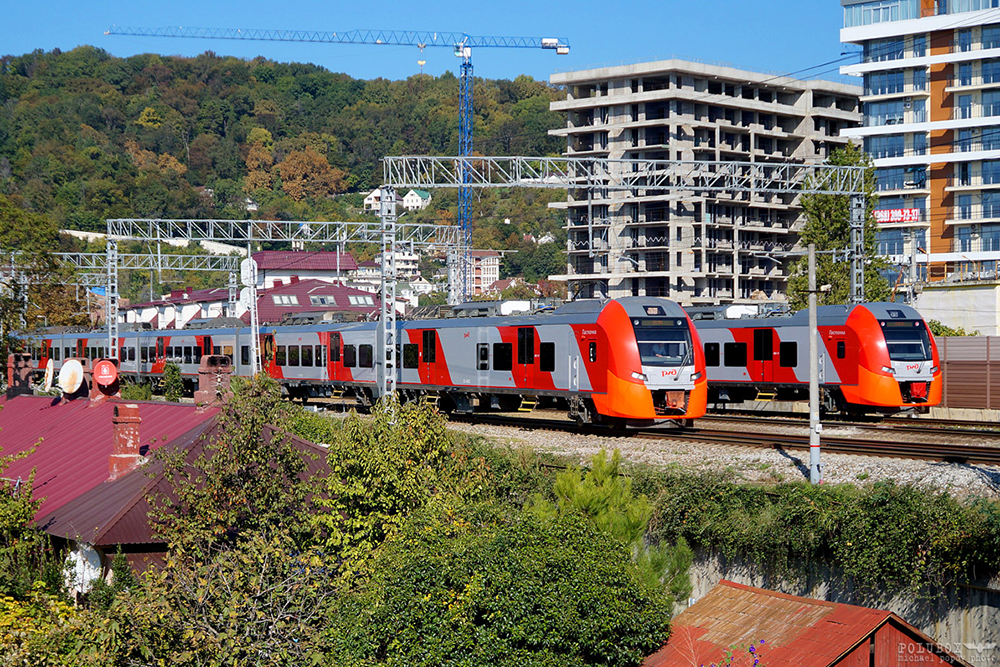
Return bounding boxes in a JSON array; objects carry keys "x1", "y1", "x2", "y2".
[
  {"x1": 58, "y1": 359, "x2": 84, "y2": 395},
  {"x1": 42, "y1": 359, "x2": 54, "y2": 392},
  {"x1": 239, "y1": 287, "x2": 253, "y2": 310}
]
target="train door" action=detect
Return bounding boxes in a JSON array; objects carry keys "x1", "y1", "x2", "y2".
[
  {"x1": 752, "y1": 328, "x2": 774, "y2": 383},
  {"x1": 328, "y1": 332, "x2": 343, "y2": 382},
  {"x1": 262, "y1": 334, "x2": 275, "y2": 374},
  {"x1": 420, "y1": 329, "x2": 440, "y2": 386},
  {"x1": 476, "y1": 328, "x2": 491, "y2": 386},
  {"x1": 76, "y1": 339, "x2": 85, "y2": 359},
  {"x1": 516, "y1": 327, "x2": 536, "y2": 387}
]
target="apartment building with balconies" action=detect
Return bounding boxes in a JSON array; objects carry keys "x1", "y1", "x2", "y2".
[
  {"x1": 548, "y1": 59, "x2": 861, "y2": 303},
  {"x1": 840, "y1": 0, "x2": 1000, "y2": 281}
]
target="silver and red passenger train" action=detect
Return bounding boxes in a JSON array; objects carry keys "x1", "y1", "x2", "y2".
[
  {"x1": 15, "y1": 297, "x2": 708, "y2": 427},
  {"x1": 692, "y1": 302, "x2": 942, "y2": 414}
]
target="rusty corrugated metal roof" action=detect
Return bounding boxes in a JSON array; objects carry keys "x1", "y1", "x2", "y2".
[
  {"x1": 643, "y1": 580, "x2": 970, "y2": 667},
  {"x1": 0, "y1": 395, "x2": 218, "y2": 518},
  {"x1": 36, "y1": 422, "x2": 329, "y2": 547}
]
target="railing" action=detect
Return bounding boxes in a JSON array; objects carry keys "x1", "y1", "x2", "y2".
[
  {"x1": 949, "y1": 103, "x2": 1000, "y2": 120},
  {"x1": 951, "y1": 237, "x2": 1000, "y2": 253},
  {"x1": 946, "y1": 174, "x2": 1000, "y2": 187},
  {"x1": 864, "y1": 110, "x2": 926, "y2": 126},
  {"x1": 948, "y1": 72, "x2": 1000, "y2": 88},
  {"x1": 946, "y1": 204, "x2": 1000, "y2": 220}
]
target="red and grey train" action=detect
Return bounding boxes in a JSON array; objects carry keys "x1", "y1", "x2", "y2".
[
  {"x1": 691, "y1": 302, "x2": 942, "y2": 414},
  {"x1": 16, "y1": 297, "x2": 708, "y2": 427}
]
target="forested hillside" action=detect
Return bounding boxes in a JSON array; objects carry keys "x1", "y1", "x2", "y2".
[{"x1": 0, "y1": 46, "x2": 566, "y2": 237}]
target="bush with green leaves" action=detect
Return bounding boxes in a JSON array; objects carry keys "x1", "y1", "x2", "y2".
[
  {"x1": 119, "y1": 380, "x2": 153, "y2": 401},
  {"x1": 647, "y1": 468, "x2": 1000, "y2": 596},
  {"x1": 326, "y1": 502, "x2": 672, "y2": 667},
  {"x1": 161, "y1": 362, "x2": 184, "y2": 402}
]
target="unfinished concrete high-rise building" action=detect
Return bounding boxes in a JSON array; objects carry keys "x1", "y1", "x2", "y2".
[{"x1": 548, "y1": 60, "x2": 862, "y2": 303}]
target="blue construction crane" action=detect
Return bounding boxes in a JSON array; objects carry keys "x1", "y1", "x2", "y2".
[{"x1": 105, "y1": 26, "x2": 570, "y2": 300}]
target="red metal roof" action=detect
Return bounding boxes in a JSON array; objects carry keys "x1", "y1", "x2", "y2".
[
  {"x1": 245, "y1": 278, "x2": 380, "y2": 324},
  {"x1": 37, "y1": 423, "x2": 327, "y2": 547},
  {"x1": 643, "y1": 580, "x2": 968, "y2": 667},
  {"x1": 0, "y1": 395, "x2": 218, "y2": 518},
  {"x1": 128, "y1": 287, "x2": 230, "y2": 309},
  {"x1": 253, "y1": 250, "x2": 358, "y2": 273}
]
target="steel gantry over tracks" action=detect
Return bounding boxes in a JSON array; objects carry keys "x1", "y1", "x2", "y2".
[
  {"x1": 103, "y1": 211, "x2": 461, "y2": 398},
  {"x1": 384, "y1": 155, "x2": 870, "y2": 303},
  {"x1": 104, "y1": 26, "x2": 570, "y2": 302}
]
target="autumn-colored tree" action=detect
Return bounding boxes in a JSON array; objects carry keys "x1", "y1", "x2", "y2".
[
  {"x1": 244, "y1": 128, "x2": 274, "y2": 192},
  {"x1": 277, "y1": 148, "x2": 346, "y2": 201}
]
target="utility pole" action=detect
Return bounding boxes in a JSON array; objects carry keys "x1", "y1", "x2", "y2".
[
  {"x1": 808, "y1": 243, "x2": 822, "y2": 484},
  {"x1": 849, "y1": 194, "x2": 866, "y2": 305}
]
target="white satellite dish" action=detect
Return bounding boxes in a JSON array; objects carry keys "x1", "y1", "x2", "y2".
[
  {"x1": 57, "y1": 359, "x2": 84, "y2": 395},
  {"x1": 42, "y1": 359, "x2": 55, "y2": 392},
  {"x1": 239, "y1": 287, "x2": 253, "y2": 310}
]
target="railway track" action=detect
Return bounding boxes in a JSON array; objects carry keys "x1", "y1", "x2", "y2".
[
  {"x1": 705, "y1": 412, "x2": 1000, "y2": 437},
  {"x1": 449, "y1": 413, "x2": 1000, "y2": 467}
]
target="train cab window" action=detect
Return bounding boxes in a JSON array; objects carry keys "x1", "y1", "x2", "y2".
[
  {"x1": 359, "y1": 344, "x2": 374, "y2": 368},
  {"x1": 302, "y1": 345, "x2": 313, "y2": 367},
  {"x1": 289, "y1": 346, "x2": 300, "y2": 367},
  {"x1": 837, "y1": 341, "x2": 846, "y2": 359},
  {"x1": 241, "y1": 346, "x2": 251, "y2": 366},
  {"x1": 589, "y1": 342, "x2": 597, "y2": 363},
  {"x1": 517, "y1": 328, "x2": 535, "y2": 365},
  {"x1": 477, "y1": 343, "x2": 489, "y2": 371},
  {"x1": 493, "y1": 342, "x2": 513, "y2": 371},
  {"x1": 704, "y1": 343, "x2": 720, "y2": 367},
  {"x1": 540, "y1": 342, "x2": 555, "y2": 373},
  {"x1": 276, "y1": 345, "x2": 287, "y2": 366},
  {"x1": 344, "y1": 345, "x2": 357, "y2": 368},
  {"x1": 403, "y1": 344, "x2": 419, "y2": 369},
  {"x1": 422, "y1": 330, "x2": 437, "y2": 363},
  {"x1": 753, "y1": 330, "x2": 772, "y2": 362},
  {"x1": 724, "y1": 342, "x2": 747, "y2": 367},
  {"x1": 779, "y1": 342, "x2": 798, "y2": 368}
]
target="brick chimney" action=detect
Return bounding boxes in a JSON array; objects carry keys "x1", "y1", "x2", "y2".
[
  {"x1": 194, "y1": 355, "x2": 233, "y2": 406},
  {"x1": 109, "y1": 404, "x2": 142, "y2": 481},
  {"x1": 5, "y1": 353, "x2": 32, "y2": 399}
]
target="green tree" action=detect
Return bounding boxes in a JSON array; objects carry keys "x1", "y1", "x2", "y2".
[
  {"x1": 327, "y1": 503, "x2": 673, "y2": 667},
  {"x1": 787, "y1": 143, "x2": 890, "y2": 309},
  {"x1": 530, "y1": 449, "x2": 693, "y2": 603},
  {"x1": 928, "y1": 319, "x2": 979, "y2": 336}
]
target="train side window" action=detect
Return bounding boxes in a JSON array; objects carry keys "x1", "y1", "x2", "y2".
[
  {"x1": 276, "y1": 345, "x2": 287, "y2": 366},
  {"x1": 779, "y1": 342, "x2": 798, "y2": 368},
  {"x1": 65, "y1": 347, "x2": 72, "y2": 360},
  {"x1": 540, "y1": 342, "x2": 555, "y2": 372},
  {"x1": 302, "y1": 345, "x2": 313, "y2": 367},
  {"x1": 493, "y1": 343, "x2": 513, "y2": 371},
  {"x1": 289, "y1": 345, "x2": 300, "y2": 367},
  {"x1": 52, "y1": 346, "x2": 60, "y2": 361},
  {"x1": 403, "y1": 343, "x2": 419, "y2": 369},
  {"x1": 837, "y1": 341, "x2": 846, "y2": 359},
  {"x1": 705, "y1": 343, "x2": 720, "y2": 367},
  {"x1": 213, "y1": 346, "x2": 221, "y2": 356},
  {"x1": 344, "y1": 345, "x2": 357, "y2": 368},
  {"x1": 422, "y1": 330, "x2": 437, "y2": 363},
  {"x1": 129, "y1": 347, "x2": 136, "y2": 362},
  {"x1": 225, "y1": 346, "x2": 234, "y2": 361},
  {"x1": 724, "y1": 342, "x2": 747, "y2": 367},
  {"x1": 241, "y1": 346, "x2": 250, "y2": 366},
  {"x1": 315, "y1": 345, "x2": 324, "y2": 366},
  {"x1": 193, "y1": 347, "x2": 202, "y2": 364},
  {"x1": 477, "y1": 343, "x2": 490, "y2": 371},
  {"x1": 589, "y1": 342, "x2": 597, "y2": 363},
  {"x1": 753, "y1": 329, "x2": 772, "y2": 362},
  {"x1": 329, "y1": 333, "x2": 341, "y2": 363},
  {"x1": 184, "y1": 347, "x2": 193, "y2": 365},
  {"x1": 359, "y1": 344, "x2": 374, "y2": 368},
  {"x1": 517, "y1": 328, "x2": 535, "y2": 364}
]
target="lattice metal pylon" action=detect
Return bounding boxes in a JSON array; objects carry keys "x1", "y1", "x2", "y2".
[
  {"x1": 456, "y1": 57, "x2": 474, "y2": 303},
  {"x1": 377, "y1": 186, "x2": 398, "y2": 400},
  {"x1": 849, "y1": 194, "x2": 866, "y2": 305}
]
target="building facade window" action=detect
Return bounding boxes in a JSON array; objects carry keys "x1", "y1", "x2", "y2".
[
  {"x1": 864, "y1": 99, "x2": 907, "y2": 125},
  {"x1": 985, "y1": 24, "x2": 1000, "y2": 49},
  {"x1": 865, "y1": 70, "x2": 905, "y2": 95},
  {"x1": 845, "y1": 0, "x2": 919, "y2": 27},
  {"x1": 876, "y1": 167, "x2": 907, "y2": 190},
  {"x1": 865, "y1": 133, "x2": 906, "y2": 158},
  {"x1": 913, "y1": 67, "x2": 927, "y2": 90},
  {"x1": 865, "y1": 37, "x2": 906, "y2": 62}
]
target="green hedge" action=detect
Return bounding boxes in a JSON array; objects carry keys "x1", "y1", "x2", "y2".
[{"x1": 641, "y1": 467, "x2": 1000, "y2": 595}]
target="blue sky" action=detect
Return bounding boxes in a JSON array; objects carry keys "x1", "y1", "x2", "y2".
[{"x1": 2, "y1": 0, "x2": 856, "y2": 85}]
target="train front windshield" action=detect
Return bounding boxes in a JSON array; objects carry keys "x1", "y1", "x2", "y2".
[
  {"x1": 880, "y1": 320, "x2": 933, "y2": 362},
  {"x1": 632, "y1": 318, "x2": 692, "y2": 367}
]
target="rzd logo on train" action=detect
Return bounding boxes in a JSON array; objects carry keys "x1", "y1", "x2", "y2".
[{"x1": 661, "y1": 369, "x2": 678, "y2": 377}]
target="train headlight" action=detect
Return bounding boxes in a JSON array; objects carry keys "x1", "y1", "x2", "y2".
[
  {"x1": 930, "y1": 366, "x2": 939, "y2": 374},
  {"x1": 631, "y1": 371, "x2": 647, "y2": 381},
  {"x1": 692, "y1": 372, "x2": 703, "y2": 381},
  {"x1": 881, "y1": 366, "x2": 895, "y2": 375}
]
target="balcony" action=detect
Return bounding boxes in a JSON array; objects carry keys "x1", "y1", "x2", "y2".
[
  {"x1": 946, "y1": 174, "x2": 1000, "y2": 188},
  {"x1": 945, "y1": 204, "x2": 1000, "y2": 222},
  {"x1": 947, "y1": 72, "x2": 1000, "y2": 89},
  {"x1": 949, "y1": 103, "x2": 1000, "y2": 121},
  {"x1": 863, "y1": 110, "x2": 926, "y2": 127}
]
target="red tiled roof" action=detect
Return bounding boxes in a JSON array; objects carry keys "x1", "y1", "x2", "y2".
[
  {"x1": 0, "y1": 395, "x2": 219, "y2": 518},
  {"x1": 253, "y1": 250, "x2": 358, "y2": 273},
  {"x1": 243, "y1": 278, "x2": 380, "y2": 324},
  {"x1": 643, "y1": 580, "x2": 966, "y2": 667},
  {"x1": 468, "y1": 250, "x2": 500, "y2": 257},
  {"x1": 128, "y1": 287, "x2": 230, "y2": 309}
]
